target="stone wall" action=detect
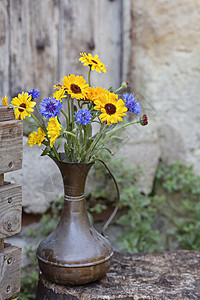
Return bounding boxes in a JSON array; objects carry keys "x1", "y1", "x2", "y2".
[{"x1": 130, "y1": 0, "x2": 200, "y2": 181}]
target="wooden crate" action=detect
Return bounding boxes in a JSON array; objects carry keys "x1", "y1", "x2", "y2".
[{"x1": 0, "y1": 105, "x2": 23, "y2": 299}]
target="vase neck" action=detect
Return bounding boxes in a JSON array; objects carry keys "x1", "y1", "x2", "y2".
[
  {"x1": 53, "y1": 159, "x2": 94, "y2": 197},
  {"x1": 60, "y1": 196, "x2": 88, "y2": 221}
]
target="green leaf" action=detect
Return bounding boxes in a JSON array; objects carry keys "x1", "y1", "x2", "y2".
[
  {"x1": 64, "y1": 143, "x2": 69, "y2": 157},
  {"x1": 41, "y1": 145, "x2": 51, "y2": 156}
]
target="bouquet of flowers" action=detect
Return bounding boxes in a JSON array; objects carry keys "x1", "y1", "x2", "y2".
[{"x1": 2, "y1": 53, "x2": 148, "y2": 163}]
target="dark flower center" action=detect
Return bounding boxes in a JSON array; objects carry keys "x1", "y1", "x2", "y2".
[
  {"x1": 91, "y1": 59, "x2": 98, "y2": 64},
  {"x1": 105, "y1": 103, "x2": 116, "y2": 115},
  {"x1": 19, "y1": 103, "x2": 26, "y2": 112},
  {"x1": 71, "y1": 84, "x2": 81, "y2": 94}
]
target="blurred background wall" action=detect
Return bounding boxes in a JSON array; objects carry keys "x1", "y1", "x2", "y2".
[
  {"x1": 1, "y1": 0, "x2": 200, "y2": 213},
  {"x1": 0, "y1": 0, "x2": 131, "y2": 97}
]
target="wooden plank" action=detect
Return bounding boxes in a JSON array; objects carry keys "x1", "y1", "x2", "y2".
[
  {"x1": 0, "y1": 106, "x2": 15, "y2": 122},
  {"x1": 0, "y1": 173, "x2": 4, "y2": 250},
  {"x1": 0, "y1": 184, "x2": 22, "y2": 239},
  {"x1": 0, "y1": 0, "x2": 10, "y2": 97},
  {"x1": 0, "y1": 120, "x2": 23, "y2": 174},
  {"x1": 0, "y1": 239, "x2": 4, "y2": 251},
  {"x1": 0, "y1": 174, "x2": 4, "y2": 186},
  {"x1": 10, "y1": 0, "x2": 60, "y2": 99},
  {"x1": 92, "y1": 0, "x2": 122, "y2": 89},
  {"x1": 122, "y1": 0, "x2": 132, "y2": 83},
  {"x1": 59, "y1": 0, "x2": 94, "y2": 80},
  {"x1": 59, "y1": 0, "x2": 122, "y2": 90},
  {"x1": 0, "y1": 243, "x2": 22, "y2": 299}
]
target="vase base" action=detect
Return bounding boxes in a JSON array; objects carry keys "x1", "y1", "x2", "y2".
[{"x1": 38, "y1": 257, "x2": 112, "y2": 285}]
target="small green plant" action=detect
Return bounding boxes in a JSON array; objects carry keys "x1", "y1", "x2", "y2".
[
  {"x1": 19, "y1": 270, "x2": 38, "y2": 300},
  {"x1": 88, "y1": 155, "x2": 165, "y2": 252},
  {"x1": 154, "y1": 163, "x2": 200, "y2": 250},
  {"x1": 89, "y1": 159, "x2": 200, "y2": 252}
]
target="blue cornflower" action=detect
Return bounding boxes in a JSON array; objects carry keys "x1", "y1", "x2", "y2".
[
  {"x1": 39, "y1": 97, "x2": 62, "y2": 119},
  {"x1": 75, "y1": 108, "x2": 92, "y2": 125},
  {"x1": 123, "y1": 93, "x2": 142, "y2": 115},
  {"x1": 28, "y1": 89, "x2": 40, "y2": 99}
]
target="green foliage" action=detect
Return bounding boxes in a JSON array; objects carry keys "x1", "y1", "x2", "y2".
[
  {"x1": 89, "y1": 155, "x2": 165, "y2": 252},
  {"x1": 155, "y1": 162, "x2": 200, "y2": 195},
  {"x1": 116, "y1": 191, "x2": 165, "y2": 253},
  {"x1": 90, "y1": 159, "x2": 200, "y2": 252},
  {"x1": 19, "y1": 270, "x2": 38, "y2": 300},
  {"x1": 155, "y1": 163, "x2": 200, "y2": 250}
]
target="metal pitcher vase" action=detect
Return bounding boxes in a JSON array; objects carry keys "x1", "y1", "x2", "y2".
[{"x1": 36, "y1": 156, "x2": 119, "y2": 285}]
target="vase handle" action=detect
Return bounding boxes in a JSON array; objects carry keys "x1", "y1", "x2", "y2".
[{"x1": 95, "y1": 159, "x2": 120, "y2": 237}]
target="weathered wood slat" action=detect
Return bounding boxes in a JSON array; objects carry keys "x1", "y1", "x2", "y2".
[
  {"x1": 122, "y1": 0, "x2": 132, "y2": 83},
  {"x1": 0, "y1": 0, "x2": 10, "y2": 97},
  {"x1": 0, "y1": 119, "x2": 23, "y2": 174},
  {"x1": 0, "y1": 243, "x2": 22, "y2": 300},
  {"x1": 0, "y1": 184, "x2": 22, "y2": 239},
  {"x1": 0, "y1": 106, "x2": 15, "y2": 122},
  {"x1": 92, "y1": 0, "x2": 122, "y2": 89},
  {"x1": 59, "y1": 0, "x2": 122, "y2": 89},
  {"x1": 59, "y1": 0, "x2": 94, "y2": 80},
  {"x1": 9, "y1": 0, "x2": 60, "y2": 99},
  {"x1": 0, "y1": 174, "x2": 4, "y2": 250},
  {"x1": 0, "y1": 240, "x2": 3, "y2": 250},
  {"x1": 0, "y1": 174, "x2": 4, "y2": 186},
  {"x1": 36, "y1": 251, "x2": 200, "y2": 300}
]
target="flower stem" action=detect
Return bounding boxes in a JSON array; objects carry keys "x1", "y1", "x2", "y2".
[
  {"x1": 10, "y1": 104, "x2": 60, "y2": 160},
  {"x1": 88, "y1": 66, "x2": 92, "y2": 87},
  {"x1": 61, "y1": 109, "x2": 69, "y2": 128},
  {"x1": 67, "y1": 94, "x2": 71, "y2": 125},
  {"x1": 71, "y1": 99, "x2": 74, "y2": 130},
  {"x1": 113, "y1": 86, "x2": 123, "y2": 93},
  {"x1": 99, "y1": 120, "x2": 140, "y2": 148},
  {"x1": 10, "y1": 104, "x2": 42, "y2": 128},
  {"x1": 85, "y1": 123, "x2": 105, "y2": 162},
  {"x1": 63, "y1": 130, "x2": 76, "y2": 137}
]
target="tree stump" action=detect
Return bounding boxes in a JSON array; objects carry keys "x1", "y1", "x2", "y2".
[{"x1": 36, "y1": 250, "x2": 200, "y2": 299}]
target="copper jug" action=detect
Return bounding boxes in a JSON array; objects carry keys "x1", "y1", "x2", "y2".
[{"x1": 36, "y1": 157, "x2": 116, "y2": 285}]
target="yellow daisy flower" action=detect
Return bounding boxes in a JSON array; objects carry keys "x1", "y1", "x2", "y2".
[
  {"x1": 79, "y1": 53, "x2": 107, "y2": 73},
  {"x1": 11, "y1": 92, "x2": 36, "y2": 120},
  {"x1": 2, "y1": 95, "x2": 8, "y2": 106},
  {"x1": 53, "y1": 88, "x2": 66, "y2": 101},
  {"x1": 27, "y1": 127, "x2": 46, "y2": 147},
  {"x1": 86, "y1": 86, "x2": 111, "y2": 102},
  {"x1": 53, "y1": 83, "x2": 62, "y2": 89},
  {"x1": 47, "y1": 116, "x2": 61, "y2": 148},
  {"x1": 94, "y1": 93, "x2": 127, "y2": 126},
  {"x1": 62, "y1": 74, "x2": 90, "y2": 100}
]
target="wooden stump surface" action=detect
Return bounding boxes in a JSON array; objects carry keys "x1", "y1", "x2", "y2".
[{"x1": 36, "y1": 250, "x2": 200, "y2": 300}]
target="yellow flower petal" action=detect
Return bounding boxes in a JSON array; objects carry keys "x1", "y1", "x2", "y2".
[
  {"x1": 2, "y1": 95, "x2": 8, "y2": 106},
  {"x1": 47, "y1": 116, "x2": 61, "y2": 148},
  {"x1": 11, "y1": 92, "x2": 36, "y2": 120},
  {"x1": 62, "y1": 74, "x2": 90, "y2": 100},
  {"x1": 94, "y1": 93, "x2": 127, "y2": 126},
  {"x1": 27, "y1": 128, "x2": 46, "y2": 147},
  {"x1": 79, "y1": 53, "x2": 107, "y2": 73},
  {"x1": 53, "y1": 88, "x2": 66, "y2": 101}
]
